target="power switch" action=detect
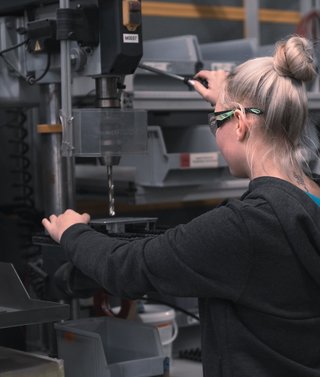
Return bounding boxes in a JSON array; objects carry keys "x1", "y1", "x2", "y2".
[{"x1": 122, "y1": 0, "x2": 141, "y2": 31}]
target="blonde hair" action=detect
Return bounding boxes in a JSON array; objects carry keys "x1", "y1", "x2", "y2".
[{"x1": 221, "y1": 35, "x2": 318, "y2": 176}]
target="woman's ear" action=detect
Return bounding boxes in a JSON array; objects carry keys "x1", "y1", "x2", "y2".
[{"x1": 234, "y1": 109, "x2": 248, "y2": 142}]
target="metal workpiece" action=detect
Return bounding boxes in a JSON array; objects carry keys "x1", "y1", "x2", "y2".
[{"x1": 90, "y1": 217, "x2": 158, "y2": 234}]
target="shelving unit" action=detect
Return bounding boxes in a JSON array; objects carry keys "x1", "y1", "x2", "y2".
[{"x1": 0, "y1": 262, "x2": 69, "y2": 329}]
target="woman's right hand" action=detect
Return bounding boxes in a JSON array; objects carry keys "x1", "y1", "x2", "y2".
[{"x1": 192, "y1": 70, "x2": 228, "y2": 106}]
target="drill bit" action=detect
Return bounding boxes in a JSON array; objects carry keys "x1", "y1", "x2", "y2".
[{"x1": 107, "y1": 165, "x2": 115, "y2": 217}]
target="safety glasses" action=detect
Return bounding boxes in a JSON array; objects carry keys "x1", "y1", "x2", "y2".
[{"x1": 208, "y1": 107, "x2": 264, "y2": 136}]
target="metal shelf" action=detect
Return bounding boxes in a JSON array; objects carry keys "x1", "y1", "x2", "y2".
[
  {"x1": 307, "y1": 92, "x2": 320, "y2": 110},
  {"x1": 0, "y1": 262, "x2": 69, "y2": 329}
]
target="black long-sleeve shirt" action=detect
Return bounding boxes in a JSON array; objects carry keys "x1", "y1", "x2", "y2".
[{"x1": 61, "y1": 177, "x2": 320, "y2": 377}]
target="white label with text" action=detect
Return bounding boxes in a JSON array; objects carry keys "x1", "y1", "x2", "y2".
[
  {"x1": 123, "y1": 34, "x2": 139, "y2": 43},
  {"x1": 190, "y1": 153, "x2": 219, "y2": 168}
]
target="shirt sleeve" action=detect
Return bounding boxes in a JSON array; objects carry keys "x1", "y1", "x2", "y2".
[{"x1": 60, "y1": 202, "x2": 253, "y2": 301}]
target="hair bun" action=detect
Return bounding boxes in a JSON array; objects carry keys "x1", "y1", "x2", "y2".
[{"x1": 273, "y1": 36, "x2": 317, "y2": 82}]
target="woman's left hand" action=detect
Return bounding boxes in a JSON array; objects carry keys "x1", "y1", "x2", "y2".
[{"x1": 42, "y1": 209, "x2": 91, "y2": 243}]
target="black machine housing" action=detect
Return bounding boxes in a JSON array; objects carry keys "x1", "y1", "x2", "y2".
[{"x1": 1, "y1": 0, "x2": 143, "y2": 76}]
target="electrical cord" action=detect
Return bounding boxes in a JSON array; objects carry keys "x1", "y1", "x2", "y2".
[
  {"x1": 0, "y1": 39, "x2": 29, "y2": 80},
  {"x1": 0, "y1": 38, "x2": 51, "y2": 85},
  {"x1": 0, "y1": 39, "x2": 28, "y2": 55},
  {"x1": 26, "y1": 53, "x2": 51, "y2": 85}
]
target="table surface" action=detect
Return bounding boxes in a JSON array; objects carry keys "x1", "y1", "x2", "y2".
[{"x1": 170, "y1": 359, "x2": 203, "y2": 377}]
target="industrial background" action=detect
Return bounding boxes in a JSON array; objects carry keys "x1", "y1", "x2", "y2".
[{"x1": 0, "y1": 1, "x2": 319, "y2": 376}]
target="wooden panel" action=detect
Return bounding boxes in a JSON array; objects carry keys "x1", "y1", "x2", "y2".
[{"x1": 142, "y1": 1, "x2": 301, "y2": 24}]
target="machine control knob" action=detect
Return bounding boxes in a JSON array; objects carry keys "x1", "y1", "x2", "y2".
[{"x1": 70, "y1": 47, "x2": 88, "y2": 72}]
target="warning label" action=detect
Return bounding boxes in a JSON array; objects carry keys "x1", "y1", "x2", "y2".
[{"x1": 180, "y1": 153, "x2": 219, "y2": 168}]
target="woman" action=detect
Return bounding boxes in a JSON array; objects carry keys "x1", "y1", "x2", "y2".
[{"x1": 43, "y1": 36, "x2": 320, "y2": 377}]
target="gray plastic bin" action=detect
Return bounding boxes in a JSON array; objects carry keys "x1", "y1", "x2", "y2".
[{"x1": 55, "y1": 317, "x2": 165, "y2": 377}]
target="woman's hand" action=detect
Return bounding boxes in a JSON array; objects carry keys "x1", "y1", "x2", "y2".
[
  {"x1": 192, "y1": 70, "x2": 228, "y2": 105},
  {"x1": 42, "y1": 209, "x2": 91, "y2": 243}
]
